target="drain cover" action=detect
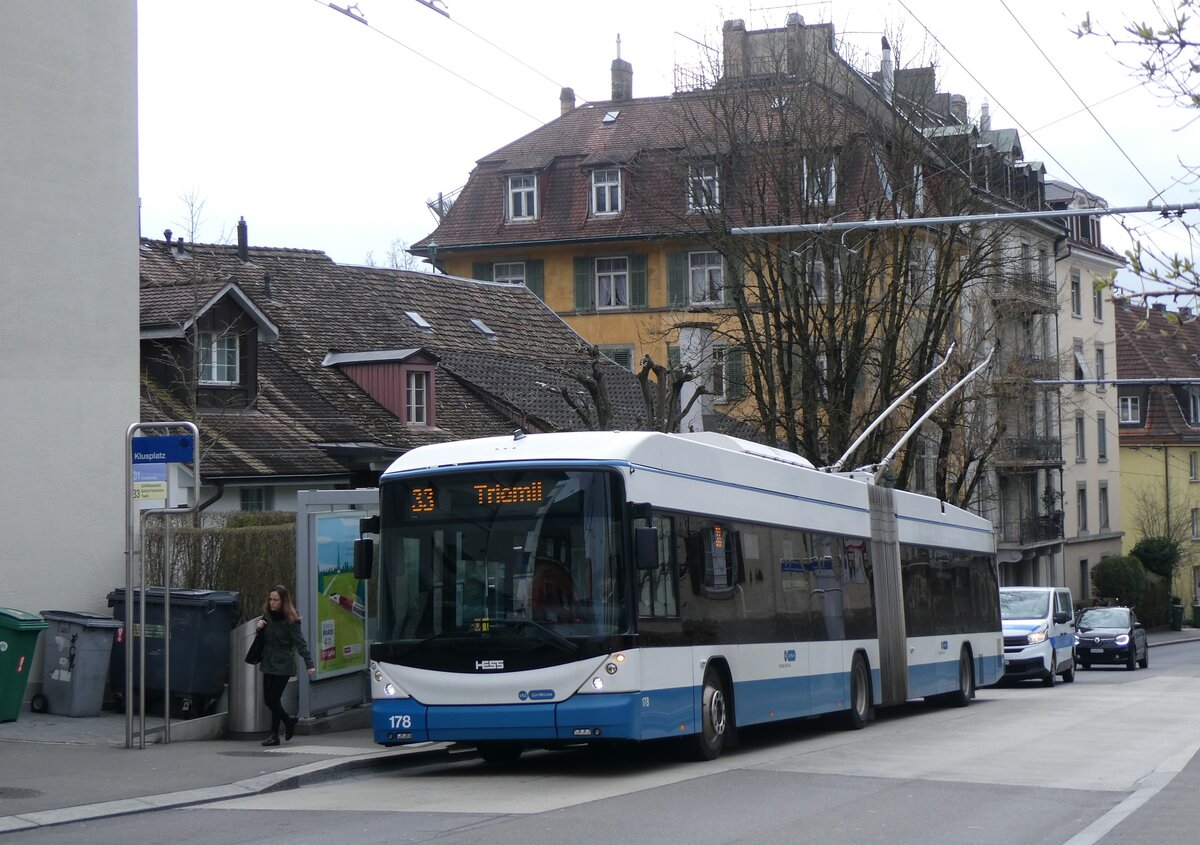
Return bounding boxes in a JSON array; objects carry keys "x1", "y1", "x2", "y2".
[{"x1": 0, "y1": 787, "x2": 43, "y2": 800}]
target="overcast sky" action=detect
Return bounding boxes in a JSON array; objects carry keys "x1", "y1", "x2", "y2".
[{"x1": 138, "y1": 0, "x2": 1197, "y2": 286}]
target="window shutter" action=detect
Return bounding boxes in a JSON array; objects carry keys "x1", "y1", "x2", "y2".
[
  {"x1": 667, "y1": 344, "x2": 680, "y2": 371},
  {"x1": 573, "y1": 257, "x2": 594, "y2": 312},
  {"x1": 608, "y1": 348, "x2": 633, "y2": 370},
  {"x1": 525, "y1": 259, "x2": 544, "y2": 300},
  {"x1": 472, "y1": 262, "x2": 493, "y2": 281},
  {"x1": 629, "y1": 254, "x2": 648, "y2": 309},
  {"x1": 725, "y1": 346, "x2": 746, "y2": 400},
  {"x1": 667, "y1": 252, "x2": 686, "y2": 307},
  {"x1": 722, "y1": 255, "x2": 741, "y2": 305}
]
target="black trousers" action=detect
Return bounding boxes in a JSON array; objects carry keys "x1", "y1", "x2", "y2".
[{"x1": 262, "y1": 673, "x2": 292, "y2": 735}]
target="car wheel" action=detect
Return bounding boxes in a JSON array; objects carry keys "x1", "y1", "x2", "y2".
[
  {"x1": 1138, "y1": 643, "x2": 1150, "y2": 669},
  {"x1": 1079, "y1": 659, "x2": 1091, "y2": 670},
  {"x1": 1042, "y1": 650, "x2": 1057, "y2": 687},
  {"x1": 1061, "y1": 650, "x2": 1075, "y2": 683},
  {"x1": 1126, "y1": 646, "x2": 1137, "y2": 671}
]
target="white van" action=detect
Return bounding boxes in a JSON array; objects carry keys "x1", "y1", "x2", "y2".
[{"x1": 998, "y1": 586, "x2": 1076, "y2": 685}]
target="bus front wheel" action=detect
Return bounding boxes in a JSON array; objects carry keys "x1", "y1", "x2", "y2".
[{"x1": 686, "y1": 670, "x2": 729, "y2": 761}]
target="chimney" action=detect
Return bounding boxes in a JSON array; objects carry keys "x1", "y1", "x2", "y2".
[
  {"x1": 950, "y1": 94, "x2": 967, "y2": 124},
  {"x1": 611, "y1": 34, "x2": 632, "y2": 101},
  {"x1": 1180, "y1": 305, "x2": 1192, "y2": 318},
  {"x1": 560, "y1": 86, "x2": 576, "y2": 116},
  {"x1": 981, "y1": 99, "x2": 991, "y2": 132},
  {"x1": 880, "y1": 36, "x2": 894, "y2": 104},
  {"x1": 236, "y1": 216, "x2": 249, "y2": 262},
  {"x1": 163, "y1": 228, "x2": 172, "y2": 244},
  {"x1": 1152, "y1": 302, "x2": 1167, "y2": 312}
]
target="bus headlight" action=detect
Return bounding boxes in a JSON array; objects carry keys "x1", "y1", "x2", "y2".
[
  {"x1": 384, "y1": 683, "x2": 396, "y2": 697},
  {"x1": 591, "y1": 677, "x2": 604, "y2": 690}
]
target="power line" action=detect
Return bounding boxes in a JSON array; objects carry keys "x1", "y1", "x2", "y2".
[
  {"x1": 313, "y1": 0, "x2": 544, "y2": 125},
  {"x1": 998, "y1": 0, "x2": 1165, "y2": 202}
]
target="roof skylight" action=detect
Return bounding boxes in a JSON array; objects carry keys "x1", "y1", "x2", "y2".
[
  {"x1": 406, "y1": 311, "x2": 433, "y2": 332},
  {"x1": 470, "y1": 318, "x2": 497, "y2": 339},
  {"x1": 603, "y1": 110, "x2": 620, "y2": 124}
]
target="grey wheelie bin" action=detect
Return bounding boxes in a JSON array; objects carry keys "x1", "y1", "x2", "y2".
[{"x1": 35, "y1": 611, "x2": 123, "y2": 716}]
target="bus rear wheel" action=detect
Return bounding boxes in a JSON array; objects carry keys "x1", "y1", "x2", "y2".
[
  {"x1": 840, "y1": 654, "x2": 872, "y2": 729},
  {"x1": 946, "y1": 648, "x2": 974, "y2": 707},
  {"x1": 685, "y1": 670, "x2": 729, "y2": 761}
]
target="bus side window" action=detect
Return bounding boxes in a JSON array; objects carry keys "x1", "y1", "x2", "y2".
[{"x1": 638, "y1": 515, "x2": 678, "y2": 618}]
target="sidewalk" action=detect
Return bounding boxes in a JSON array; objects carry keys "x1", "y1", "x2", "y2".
[
  {"x1": 1, "y1": 629, "x2": 1196, "y2": 836},
  {"x1": 0, "y1": 707, "x2": 454, "y2": 836}
]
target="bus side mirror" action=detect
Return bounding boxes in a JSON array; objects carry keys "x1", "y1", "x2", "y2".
[
  {"x1": 635, "y1": 527, "x2": 659, "y2": 570},
  {"x1": 354, "y1": 537, "x2": 374, "y2": 580}
]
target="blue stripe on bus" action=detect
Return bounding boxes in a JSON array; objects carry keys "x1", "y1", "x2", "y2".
[{"x1": 372, "y1": 654, "x2": 1005, "y2": 745}]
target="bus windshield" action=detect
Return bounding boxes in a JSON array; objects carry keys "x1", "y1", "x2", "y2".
[{"x1": 376, "y1": 468, "x2": 627, "y2": 643}]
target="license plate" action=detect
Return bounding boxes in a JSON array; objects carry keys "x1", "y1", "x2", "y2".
[{"x1": 1090, "y1": 648, "x2": 1104, "y2": 654}]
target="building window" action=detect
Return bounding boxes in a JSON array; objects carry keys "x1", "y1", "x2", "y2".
[
  {"x1": 1190, "y1": 387, "x2": 1200, "y2": 425},
  {"x1": 1099, "y1": 483, "x2": 1110, "y2": 530},
  {"x1": 913, "y1": 164, "x2": 925, "y2": 213},
  {"x1": 689, "y1": 251, "x2": 723, "y2": 305},
  {"x1": 1119, "y1": 395, "x2": 1141, "y2": 424},
  {"x1": 1097, "y1": 413, "x2": 1107, "y2": 461},
  {"x1": 507, "y1": 174, "x2": 537, "y2": 220},
  {"x1": 1038, "y1": 248, "x2": 1049, "y2": 283},
  {"x1": 804, "y1": 155, "x2": 837, "y2": 204},
  {"x1": 1093, "y1": 283, "x2": 1104, "y2": 321},
  {"x1": 1077, "y1": 484, "x2": 1088, "y2": 533},
  {"x1": 596, "y1": 257, "x2": 629, "y2": 309},
  {"x1": 1193, "y1": 508, "x2": 1200, "y2": 540},
  {"x1": 688, "y1": 163, "x2": 719, "y2": 212},
  {"x1": 492, "y1": 262, "x2": 525, "y2": 284},
  {"x1": 912, "y1": 437, "x2": 931, "y2": 494},
  {"x1": 1094, "y1": 344, "x2": 1106, "y2": 392},
  {"x1": 599, "y1": 345, "x2": 634, "y2": 370},
  {"x1": 591, "y1": 168, "x2": 622, "y2": 215},
  {"x1": 1191, "y1": 451, "x2": 1199, "y2": 481},
  {"x1": 1075, "y1": 414, "x2": 1086, "y2": 462},
  {"x1": 1070, "y1": 270, "x2": 1082, "y2": 317},
  {"x1": 197, "y1": 332, "x2": 239, "y2": 385},
  {"x1": 1073, "y1": 339, "x2": 1088, "y2": 389},
  {"x1": 706, "y1": 345, "x2": 746, "y2": 401},
  {"x1": 406, "y1": 370, "x2": 429, "y2": 425},
  {"x1": 240, "y1": 487, "x2": 266, "y2": 512}
]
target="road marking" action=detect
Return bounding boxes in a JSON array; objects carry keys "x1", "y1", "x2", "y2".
[{"x1": 1061, "y1": 740, "x2": 1200, "y2": 845}]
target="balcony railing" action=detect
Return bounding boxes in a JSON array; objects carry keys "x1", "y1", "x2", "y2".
[
  {"x1": 997, "y1": 511, "x2": 1063, "y2": 546},
  {"x1": 992, "y1": 270, "x2": 1056, "y2": 308},
  {"x1": 995, "y1": 435, "x2": 1064, "y2": 465}
]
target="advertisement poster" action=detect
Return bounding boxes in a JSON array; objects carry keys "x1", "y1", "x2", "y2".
[{"x1": 314, "y1": 512, "x2": 369, "y2": 677}]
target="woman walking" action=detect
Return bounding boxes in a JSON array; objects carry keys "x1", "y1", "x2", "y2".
[{"x1": 256, "y1": 585, "x2": 315, "y2": 746}]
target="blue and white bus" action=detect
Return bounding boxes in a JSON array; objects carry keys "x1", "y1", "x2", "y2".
[{"x1": 358, "y1": 430, "x2": 1002, "y2": 762}]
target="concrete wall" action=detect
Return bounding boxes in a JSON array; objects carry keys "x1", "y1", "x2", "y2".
[{"x1": 0, "y1": 2, "x2": 139, "y2": 629}]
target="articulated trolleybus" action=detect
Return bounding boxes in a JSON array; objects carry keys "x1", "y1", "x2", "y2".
[{"x1": 356, "y1": 430, "x2": 1002, "y2": 762}]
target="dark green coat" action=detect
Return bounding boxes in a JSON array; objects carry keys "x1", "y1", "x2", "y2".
[{"x1": 257, "y1": 614, "x2": 315, "y2": 677}]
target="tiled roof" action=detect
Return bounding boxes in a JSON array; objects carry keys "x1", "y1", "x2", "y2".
[
  {"x1": 139, "y1": 237, "x2": 653, "y2": 481},
  {"x1": 1114, "y1": 299, "x2": 1200, "y2": 443}
]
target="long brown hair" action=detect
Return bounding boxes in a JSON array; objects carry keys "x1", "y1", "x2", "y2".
[{"x1": 264, "y1": 584, "x2": 301, "y2": 623}]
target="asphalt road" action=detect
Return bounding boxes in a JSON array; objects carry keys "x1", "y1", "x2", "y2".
[{"x1": 13, "y1": 642, "x2": 1200, "y2": 845}]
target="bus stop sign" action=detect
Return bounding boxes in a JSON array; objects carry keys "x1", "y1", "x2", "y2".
[{"x1": 131, "y1": 435, "x2": 194, "y2": 464}]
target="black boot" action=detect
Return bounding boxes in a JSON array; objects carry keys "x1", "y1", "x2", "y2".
[{"x1": 261, "y1": 734, "x2": 280, "y2": 747}]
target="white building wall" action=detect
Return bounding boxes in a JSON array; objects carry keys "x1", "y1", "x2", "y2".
[
  {"x1": 1058, "y1": 229, "x2": 1125, "y2": 603},
  {"x1": 0, "y1": 2, "x2": 139, "y2": 630}
]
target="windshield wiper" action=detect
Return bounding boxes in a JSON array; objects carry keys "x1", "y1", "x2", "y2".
[{"x1": 486, "y1": 618, "x2": 580, "y2": 655}]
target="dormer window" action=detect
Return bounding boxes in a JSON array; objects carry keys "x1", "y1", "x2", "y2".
[
  {"x1": 507, "y1": 174, "x2": 537, "y2": 221},
  {"x1": 688, "y1": 163, "x2": 720, "y2": 212},
  {"x1": 803, "y1": 155, "x2": 837, "y2": 205},
  {"x1": 197, "y1": 331, "x2": 239, "y2": 385},
  {"x1": 407, "y1": 370, "x2": 430, "y2": 425},
  {"x1": 591, "y1": 168, "x2": 622, "y2": 216}
]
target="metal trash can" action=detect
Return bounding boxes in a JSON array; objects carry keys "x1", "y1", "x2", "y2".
[
  {"x1": 228, "y1": 619, "x2": 270, "y2": 736},
  {"x1": 107, "y1": 588, "x2": 241, "y2": 717},
  {"x1": 1170, "y1": 601, "x2": 1185, "y2": 632},
  {"x1": 35, "y1": 611, "x2": 122, "y2": 717},
  {"x1": 0, "y1": 608, "x2": 48, "y2": 722}
]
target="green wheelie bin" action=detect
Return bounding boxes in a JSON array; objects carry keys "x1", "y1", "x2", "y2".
[{"x1": 0, "y1": 608, "x2": 50, "y2": 721}]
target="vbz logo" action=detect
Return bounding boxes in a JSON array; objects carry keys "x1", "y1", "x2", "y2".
[{"x1": 475, "y1": 660, "x2": 504, "y2": 670}]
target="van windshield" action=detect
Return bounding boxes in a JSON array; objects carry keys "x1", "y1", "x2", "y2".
[{"x1": 1000, "y1": 590, "x2": 1049, "y2": 620}]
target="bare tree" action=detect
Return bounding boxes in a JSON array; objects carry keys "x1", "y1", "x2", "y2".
[{"x1": 629, "y1": 22, "x2": 1039, "y2": 507}]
